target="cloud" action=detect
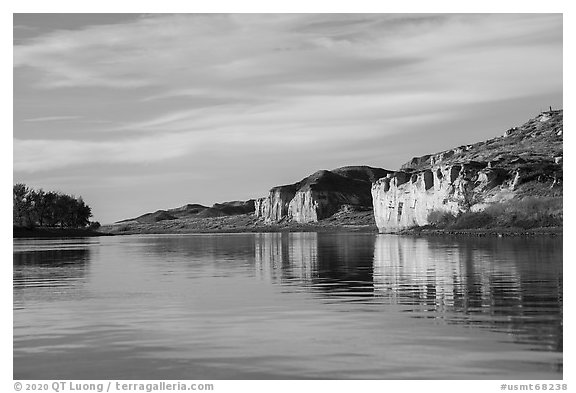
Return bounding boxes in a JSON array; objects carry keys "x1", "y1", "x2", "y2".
[
  {"x1": 14, "y1": 14, "x2": 558, "y2": 91},
  {"x1": 13, "y1": 13, "x2": 562, "y2": 173},
  {"x1": 23, "y1": 115, "x2": 81, "y2": 122},
  {"x1": 13, "y1": 134, "x2": 193, "y2": 172},
  {"x1": 13, "y1": 14, "x2": 562, "y2": 103},
  {"x1": 14, "y1": 105, "x2": 453, "y2": 173}
]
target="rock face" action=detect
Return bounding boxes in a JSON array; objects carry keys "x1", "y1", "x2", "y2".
[
  {"x1": 255, "y1": 186, "x2": 298, "y2": 223},
  {"x1": 372, "y1": 110, "x2": 563, "y2": 232},
  {"x1": 256, "y1": 166, "x2": 391, "y2": 223},
  {"x1": 117, "y1": 110, "x2": 562, "y2": 233}
]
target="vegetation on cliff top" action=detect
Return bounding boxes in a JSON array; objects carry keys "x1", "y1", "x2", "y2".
[
  {"x1": 271, "y1": 166, "x2": 391, "y2": 195},
  {"x1": 401, "y1": 110, "x2": 563, "y2": 172}
]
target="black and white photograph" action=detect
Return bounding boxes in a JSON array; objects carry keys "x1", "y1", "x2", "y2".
[{"x1": 11, "y1": 9, "x2": 565, "y2": 387}]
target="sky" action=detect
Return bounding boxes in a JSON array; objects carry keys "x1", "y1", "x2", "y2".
[{"x1": 13, "y1": 13, "x2": 563, "y2": 224}]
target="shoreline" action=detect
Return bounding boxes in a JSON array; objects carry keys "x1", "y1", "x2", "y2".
[
  {"x1": 396, "y1": 226, "x2": 563, "y2": 237},
  {"x1": 13, "y1": 227, "x2": 115, "y2": 239},
  {"x1": 100, "y1": 224, "x2": 380, "y2": 236},
  {"x1": 97, "y1": 223, "x2": 562, "y2": 237},
  {"x1": 13, "y1": 223, "x2": 562, "y2": 238}
]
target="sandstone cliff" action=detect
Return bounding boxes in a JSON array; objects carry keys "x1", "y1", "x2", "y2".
[
  {"x1": 256, "y1": 166, "x2": 391, "y2": 223},
  {"x1": 113, "y1": 110, "x2": 562, "y2": 234},
  {"x1": 372, "y1": 110, "x2": 563, "y2": 232}
]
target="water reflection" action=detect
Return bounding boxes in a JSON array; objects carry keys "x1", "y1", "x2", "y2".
[
  {"x1": 140, "y1": 234, "x2": 257, "y2": 261},
  {"x1": 254, "y1": 233, "x2": 562, "y2": 353},
  {"x1": 13, "y1": 242, "x2": 93, "y2": 308},
  {"x1": 254, "y1": 233, "x2": 318, "y2": 283},
  {"x1": 254, "y1": 233, "x2": 375, "y2": 296},
  {"x1": 373, "y1": 235, "x2": 562, "y2": 352},
  {"x1": 14, "y1": 234, "x2": 563, "y2": 379},
  {"x1": 133, "y1": 234, "x2": 257, "y2": 280}
]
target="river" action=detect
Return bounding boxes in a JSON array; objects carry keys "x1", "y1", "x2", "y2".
[{"x1": 13, "y1": 232, "x2": 562, "y2": 379}]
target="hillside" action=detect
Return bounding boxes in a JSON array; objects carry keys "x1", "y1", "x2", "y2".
[
  {"x1": 103, "y1": 110, "x2": 562, "y2": 235},
  {"x1": 117, "y1": 200, "x2": 255, "y2": 224},
  {"x1": 255, "y1": 166, "x2": 391, "y2": 223},
  {"x1": 401, "y1": 110, "x2": 563, "y2": 172},
  {"x1": 373, "y1": 110, "x2": 562, "y2": 232}
]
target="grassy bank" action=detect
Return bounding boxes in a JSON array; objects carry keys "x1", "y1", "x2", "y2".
[
  {"x1": 399, "y1": 226, "x2": 562, "y2": 237},
  {"x1": 98, "y1": 197, "x2": 562, "y2": 237},
  {"x1": 427, "y1": 197, "x2": 562, "y2": 230},
  {"x1": 406, "y1": 197, "x2": 563, "y2": 237},
  {"x1": 101, "y1": 210, "x2": 378, "y2": 235},
  {"x1": 13, "y1": 226, "x2": 114, "y2": 239}
]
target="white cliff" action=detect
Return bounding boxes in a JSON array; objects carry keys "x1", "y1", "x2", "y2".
[
  {"x1": 255, "y1": 166, "x2": 390, "y2": 224},
  {"x1": 372, "y1": 164, "x2": 517, "y2": 232},
  {"x1": 255, "y1": 187, "x2": 297, "y2": 223},
  {"x1": 371, "y1": 110, "x2": 563, "y2": 232}
]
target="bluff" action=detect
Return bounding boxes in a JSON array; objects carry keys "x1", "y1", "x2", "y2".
[
  {"x1": 118, "y1": 200, "x2": 255, "y2": 223},
  {"x1": 255, "y1": 166, "x2": 391, "y2": 223},
  {"x1": 372, "y1": 110, "x2": 563, "y2": 232}
]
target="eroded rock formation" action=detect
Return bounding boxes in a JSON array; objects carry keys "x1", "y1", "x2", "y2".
[
  {"x1": 255, "y1": 166, "x2": 391, "y2": 223},
  {"x1": 372, "y1": 110, "x2": 563, "y2": 232}
]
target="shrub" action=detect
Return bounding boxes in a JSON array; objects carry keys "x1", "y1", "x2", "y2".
[
  {"x1": 88, "y1": 221, "x2": 101, "y2": 230},
  {"x1": 427, "y1": 210, "x2": 457, "y2": 227},
  {"x1": 426, "y1": 197, "x2": 562, "y2": 230},
  {"x1": 485, "y1": 197, "x2": 562, "y2": 228},
  {"x1": 450, "y1": 211, "x2": 493, "y2": 229}
]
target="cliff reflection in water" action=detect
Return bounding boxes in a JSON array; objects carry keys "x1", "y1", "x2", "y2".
[
  {"x1": 254, "y1": 233, "x2": 562, "y2": 352},
  {"x1": 254, "y1": 232, "x2": 375, "y2": 296},
  {"x1": 374, "y1": 235, "x2": 562, "y2": 351}
]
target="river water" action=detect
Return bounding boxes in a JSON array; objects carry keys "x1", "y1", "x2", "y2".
[{"x1": 13, "y1": 233, "x2": 562, "y2": 379}]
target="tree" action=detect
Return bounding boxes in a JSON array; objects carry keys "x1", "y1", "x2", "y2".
[
  {"x1": 72, "y1": 197, "x2": 92, "y2": 228},
  {"x1": 42, "y1": 191, "x2": 59, "y2": 227},
  {"x1": 13, "y1": 183, "x2": 32, "y2": 227},
  {"x1": 88, "y1": 221, "x2": 101, "y2": 230},
  {"x1": 30, "y1": 189, "x2": 49, "y2": 226},
  {"x1": 13, "y1": 184, "x2": 94, "y2": 229},
  {"x1": 54, "y1": 193, "x2": 74, "y2": 228}
]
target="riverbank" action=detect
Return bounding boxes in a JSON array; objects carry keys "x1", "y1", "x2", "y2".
[
  {"x1": 13, "y1": 226, "x2": 114, "y2": 239},
  {"x1": 98, "y1": 210, "x2": 561, "y2": 237},
  {"x1": 100, "y1": 210, "x2": 379, "y2": 235},
  {"x1": 397, "y1": 226, "x2": 563, "y2": 237}
]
